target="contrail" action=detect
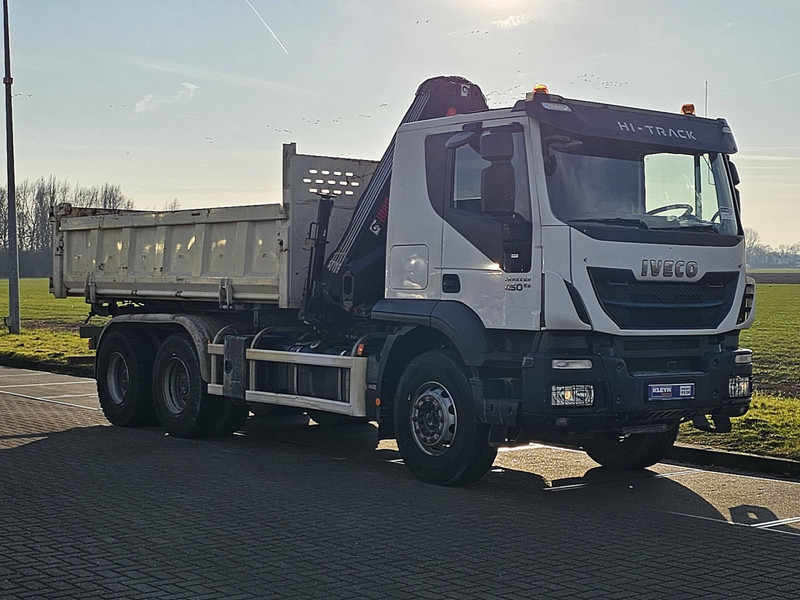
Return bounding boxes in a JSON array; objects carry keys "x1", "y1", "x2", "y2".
[
  {"x1": 713, "y1": 70, "x2": 800, "y2": 97},
  {"x1": 243, "y1": 0, "x2": 289, "y2": 54}
]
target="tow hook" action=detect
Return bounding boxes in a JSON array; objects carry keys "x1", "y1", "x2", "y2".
[{"x1": 691, "y1": 414, "x2": 732, "y2": 433}]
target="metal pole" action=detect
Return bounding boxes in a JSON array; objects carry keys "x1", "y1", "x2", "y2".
[{"x1": 3, "y1": 0, "x2": 20, "y2": 334}]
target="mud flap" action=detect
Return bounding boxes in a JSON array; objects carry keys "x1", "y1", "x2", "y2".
[{"x1": 691, "y1": 414, "x2": 732, "y2": 433}]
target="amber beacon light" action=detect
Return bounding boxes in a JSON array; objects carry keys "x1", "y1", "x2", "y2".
[{"x1": 681, "y1": 103, "x2": 696, "y2": 115}]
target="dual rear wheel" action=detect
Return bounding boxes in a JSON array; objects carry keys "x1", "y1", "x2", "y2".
[{"x1": 97, "y1": 330, "x2": 248, "y2": 438}]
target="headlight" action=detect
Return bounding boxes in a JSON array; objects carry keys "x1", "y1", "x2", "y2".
[
  {"x1": 551, "y1": 385, "x2": 594, "y2": 406},
  {"x1": 728, "y1": 375, "x2": 752, "y2": 398}
]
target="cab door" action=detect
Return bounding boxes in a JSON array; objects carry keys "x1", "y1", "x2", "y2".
[{"x1": 439, "y1": 121, "x2": 539, "y2": 329}]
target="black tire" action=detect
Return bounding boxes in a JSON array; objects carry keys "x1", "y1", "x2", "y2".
[
  {"x1": 96, "y1": 330, "x2": 156, "y2": 427},
  {"x1": 153, "y1": 334, "x2": 222, "y2": 438},
  {"x1": 307, "y1": 410, "x2": 347, "y2": 426},
  {"x1": 210, "y1": 400, "x2": 250, "y2": 436},
  {"x1": 393, "y1": 350, "x2": 497, "y2": 486},
  {"x1": 583, "y1": 426, "x2": 679, "y2": 470}
]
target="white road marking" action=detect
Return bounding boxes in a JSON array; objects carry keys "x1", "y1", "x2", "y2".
[
  {"x1": 0, "y1": 389, "x2": 100, "y2": 410},
  {"x1": 499, "y1": 443, "x2": 585, "y2": 454},
  {"x1": 546, "y1": 469, "x2": 700, "y2": 492},
  {"x1": 752, "y1": 515, "x2": 800, "y2": 529},
  {"x1": 0, "y1": 372, "x2": 68, "y2": 379},
  {"x1": 667, "y1": 511, "x2": 800, "y2": 537},
  {"x1": 40, "y1": 393, "x2": 98, "y2": 400},
  {"x1": 0, "y1": 380, "x2": 92, "y2": 389}
]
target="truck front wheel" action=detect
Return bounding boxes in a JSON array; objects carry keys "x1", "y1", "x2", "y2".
[
  {"x1": 96, "y1": 330, "x2": 156, "y2": 427},
  {"x1": 394, "y1": 350, "x2": 497, "y2": 486},
  {"x1": 153, "y1": 334, "x2": 222, "y2": 438},
  {"x1": 582, "y1": 426, "x2": 679, "y2": 470}
]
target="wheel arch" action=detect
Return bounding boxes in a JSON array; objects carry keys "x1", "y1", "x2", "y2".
[
  {"x1": 373, "y1": 300, "x2": 491, "y2": 416},
  {"x1": 96, "y1": 314, "x2": 236, "y2": 382}
]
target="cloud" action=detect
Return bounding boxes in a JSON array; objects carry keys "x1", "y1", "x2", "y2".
[
  {"x1": 735, "y1": 154, "x2": 800, "y2": 162},
  {"x1": 134, "y1": 82, "x2": 200, "y2": 114},
  {"x1": 117, "y1": 54, "x2": 311, "y2": 96},
  {"x1": 492, "y1": 14, "x2": 530, "y2": 29},
  {"x1": 713, "y1": 70, "x2": 800, "y2": 97}
]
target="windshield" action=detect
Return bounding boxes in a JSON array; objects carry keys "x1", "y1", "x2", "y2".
[{"x1": 542, "y1": 128, "x2": 739, "y2": 235}]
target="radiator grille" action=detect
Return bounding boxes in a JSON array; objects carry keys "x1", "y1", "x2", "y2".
[{"x1": 588, "y1": 267, "x2": 738, "y2": 330}]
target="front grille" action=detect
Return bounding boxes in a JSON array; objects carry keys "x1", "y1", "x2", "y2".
[{"x1": 588, "y1": 267, "x2": 738, "y2": 330}]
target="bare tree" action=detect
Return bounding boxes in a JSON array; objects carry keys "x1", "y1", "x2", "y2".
[
  {"x1": 162, "y1": 198, "x2": 181, "y2": 211},
  {"x1": 0, "y1": 176, "x2": 136, "y2": 275}
]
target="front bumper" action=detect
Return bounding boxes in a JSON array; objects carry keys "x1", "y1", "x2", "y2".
[{"x1": 481, "y1": 336, "x2": 752, "y2": 439}]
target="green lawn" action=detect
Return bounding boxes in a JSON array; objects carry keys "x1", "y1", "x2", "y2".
[
  {"x1": 0, "y1": 278, "x2": 90, "y2": 323},
  {"x1": 739, "y1": 284, "x2": 800, "y2": 397},
  {"x1": 0, "y1": 278, "x2": 799, "y2": 461},
  {"x1": 679, "y1": 393, "x2": 800, "y2": 461},
  {"x1": 0, "y1": 278, "x2": 94, "y2": 363}
]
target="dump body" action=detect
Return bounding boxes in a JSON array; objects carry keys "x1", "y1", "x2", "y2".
[{"x1": 51, "y1": 145, "x2": 378, "y2": 309}]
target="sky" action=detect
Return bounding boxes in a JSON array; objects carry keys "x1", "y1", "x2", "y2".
[{"x1": 3, "y1": 0, "x2": 800, "y2": 246}]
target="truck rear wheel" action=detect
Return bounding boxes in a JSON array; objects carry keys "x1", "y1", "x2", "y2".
[
  {"x1": 582, "y1": 426, "x2": 679, "y2": 470},
  {"x1": 153, "y1": 334, "x2": 222, "y2": 438},
  {"x1": 394, "y1": 350, "x2": 497, "y2": 486},
  {"x1": 96, "y1": 330, "x2": 156, "y2": 427}
]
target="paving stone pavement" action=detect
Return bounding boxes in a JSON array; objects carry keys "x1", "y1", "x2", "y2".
[{"x1": 0, "y1": 374, "x2": 799, "y2": 598}]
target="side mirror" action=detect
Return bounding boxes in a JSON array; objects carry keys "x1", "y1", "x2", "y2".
[
  {"x1": 729, "y1": 160, "x2": 740, "y2": 186},
  {"x1": 480, "y1": 130, "x2": 514, "y2": 162},
  {"x1": 445, "y1": 122, "x2": 483, "y2": 150},
  {"x1": 480, "y1": 130, "x2": 516, "y2": 215},
  {"x1": 545, "y1": 134, "x2": 583, "y2": 152},
  {"x1": 445, "y1": 130, "x2": 477, "y2": 150}
]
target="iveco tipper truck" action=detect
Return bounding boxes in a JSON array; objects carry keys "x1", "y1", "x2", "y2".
[{"x1": 51, "y1": 76, "x2": 755, "y2": 486}]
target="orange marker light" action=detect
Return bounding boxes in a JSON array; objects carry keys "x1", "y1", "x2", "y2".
[
  {"x1": 356, "y1": 343, "x2": 365, "y2": 356},
  {"x1": 375, "y1": 398, "x2": 381, "y2": 406},
  {"x1": 681, "y1": 103, "x2": 696, "y2": 115}
]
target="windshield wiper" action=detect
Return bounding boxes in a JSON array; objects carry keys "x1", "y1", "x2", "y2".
[{"x1": 568, "y1": 218, "x2": 650, "y2": 230}]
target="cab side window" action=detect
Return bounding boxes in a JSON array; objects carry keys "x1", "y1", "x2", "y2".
[
  {"x1": 445, "y1": 124, "x2": 532, "y2": 273},
  {"x1": 451, "y1": 126, "x2": 532, "y2": 223}
]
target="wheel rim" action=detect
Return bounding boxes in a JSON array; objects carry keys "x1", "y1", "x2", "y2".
[
  {"x1": 410, "y1": 381, "x2": 458, "y2": 456},
  {"x1": 162, "y1": 357, "x2": 191, "y2": 415},
  {"x1": 107, "y1": 351, "x2": 130, "y2": 405}
]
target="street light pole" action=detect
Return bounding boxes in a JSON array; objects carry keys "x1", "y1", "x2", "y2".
[{"x1": 3, "y1": 0, "x2": 20, "y2": 334}]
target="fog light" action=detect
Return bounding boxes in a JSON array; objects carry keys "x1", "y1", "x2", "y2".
[
  {"x1": 728, "y1": 375, "x2": 752, "y2": 398},
  {"x1": 734, "y1": 351, "x2": 752, "y2": 364},
  {"x1": 551, "y1": 385, "x2": 594, "y2": 406}
]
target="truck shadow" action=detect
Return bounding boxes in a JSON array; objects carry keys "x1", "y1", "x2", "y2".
[
  {"x1": 238, "y1": 414, "x2": 781, "y2": 528},
  {"x1": 2, "y1": 411, "x2": 793, "y2": 538}
]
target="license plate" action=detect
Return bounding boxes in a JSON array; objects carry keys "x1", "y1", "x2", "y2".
[{"x1": 648, "y1": 383, "x2": 695, "y2": 401}]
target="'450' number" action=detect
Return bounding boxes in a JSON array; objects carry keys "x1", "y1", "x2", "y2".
[{"x1": 505, "y1": 283, "x2": 531, "y2": 292}]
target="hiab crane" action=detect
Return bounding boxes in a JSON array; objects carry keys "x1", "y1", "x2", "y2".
[{"x1": 51, "y1": 76, "x2": 755, "y2": 485}]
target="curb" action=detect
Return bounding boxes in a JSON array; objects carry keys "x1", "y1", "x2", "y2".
[
  {"x1": 0, "y1": 356, "x2": 93, "y2": 378},
  {"x1": 668, "y1": 444, "x2": 800, "y2": 479}
]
